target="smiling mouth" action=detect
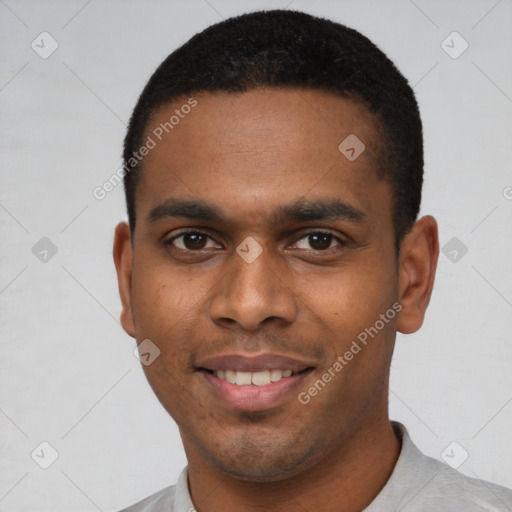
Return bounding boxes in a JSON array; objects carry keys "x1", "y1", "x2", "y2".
[
  {"x1": 201, "y1": 367, "x2": 313, "y2": 386},
  {"x1": 195, "y1": 351, "x2": 316, "y2": 410}
]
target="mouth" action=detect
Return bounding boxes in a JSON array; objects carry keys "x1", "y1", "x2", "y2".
[
  {"x1": 201, "y1": 367, "x2": 311, "y2": 386},
  {"x1": 196, "y1": 353, "x2": 315, "y2": 411}
]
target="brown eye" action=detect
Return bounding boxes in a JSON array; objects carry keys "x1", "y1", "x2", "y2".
[
  {"x1": 168, "y1": 231, "x2": 217, "y2": 251},
  {"x1": 293, "y1": 231, "x2": 343, "y2": 251},
  {"x1": 308, "y1": 233, "x2": 332, "y2": 250},
  {"x1": 182, "y1": 233, "x2": 207, "y2": 250}
]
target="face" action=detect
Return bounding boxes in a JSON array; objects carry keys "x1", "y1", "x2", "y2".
[{"x1": 114, "y1": 88, "x2": 438, "y2": 482}]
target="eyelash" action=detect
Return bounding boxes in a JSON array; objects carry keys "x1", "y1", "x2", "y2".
[{"x1": 166, "y1": 229, "x2": 347, "y2": 253}]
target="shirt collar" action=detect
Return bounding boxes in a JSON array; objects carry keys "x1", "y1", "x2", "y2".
[
  {"x1": 173, "y1": 466, "x2": 195, "y2": 512},
  {"x1": 363, "y1": 421, "x2": 441, "y2": 511}
]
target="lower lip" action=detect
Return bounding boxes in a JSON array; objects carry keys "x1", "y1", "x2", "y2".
[{"x1": 200, "y1": 369, "x2": 313, "y2": 411}]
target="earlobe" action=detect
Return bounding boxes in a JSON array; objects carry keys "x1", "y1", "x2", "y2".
[
  {"x1": 113, "y1": 222, "x2": 136, "y2": 338},
  {"x1": 396, "y1": 215, "x2": 439, "y2": 334}
]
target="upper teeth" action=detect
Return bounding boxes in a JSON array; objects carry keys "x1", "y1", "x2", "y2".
[{"x1": 214, "y1": 369, "x2": 293, "y2": 386}]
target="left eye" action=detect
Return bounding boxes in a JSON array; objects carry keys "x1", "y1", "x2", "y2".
[{"x1": 293, "y1": 232, "x2": 341, "y2": 251}]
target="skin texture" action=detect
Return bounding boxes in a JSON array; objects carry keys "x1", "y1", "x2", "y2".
[{"x1": 113, "y1": 88, "x2": 439, "y2": 512}]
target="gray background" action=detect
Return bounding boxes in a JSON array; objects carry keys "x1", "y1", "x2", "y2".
[{"x1": 1, "y1": 0, "x2": 511, "y2": 511}]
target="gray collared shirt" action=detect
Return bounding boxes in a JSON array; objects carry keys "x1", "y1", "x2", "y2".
[{"x1": 119, "y1": 422, "x2": 512, "y2": 511}]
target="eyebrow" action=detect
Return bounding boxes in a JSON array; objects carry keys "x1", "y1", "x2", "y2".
[
  {"x1": 149, "y1": 198, "x2": 224, "y2": 224},
  {"x1": 147, "y1": 197, "x2": 365, "y2": 226},
  {"x1": 279, "y1": 198, "x2": 365, "y2": 223}
]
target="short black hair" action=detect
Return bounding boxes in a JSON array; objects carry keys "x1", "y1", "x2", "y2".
[{"x1": 123, "y1": 9, "x2": 423, "y2": 247}]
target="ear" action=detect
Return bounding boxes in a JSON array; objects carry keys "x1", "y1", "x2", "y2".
[
  {"x1": 113, "y1": 222, "x2": 136, "y2": 338},
  {"x1": 396, "y1": 215, "x2": 439, "y2": 334}
]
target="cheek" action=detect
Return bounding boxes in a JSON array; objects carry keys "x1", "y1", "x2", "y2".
[
  {"x1": 297, "y1": 258, "x2": 397, "y2": 340},
  {"x1": 130, "y1": 265, "x2": 218, "y2": 386},
  {"x1": 131, "y1": 269, "x2": 203, "y2": 412},
  {"x1": 131, "y1": 265, "x2": 206, "y2": 336}
]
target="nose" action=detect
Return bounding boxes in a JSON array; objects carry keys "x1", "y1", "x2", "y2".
[{"x1": 209, "y1": 244, "x2": 298, "y2": 332}]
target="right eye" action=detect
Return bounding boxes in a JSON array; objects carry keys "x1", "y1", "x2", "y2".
[{"x1": 166, "y1": 230, "x2": 221, "y2": 251}]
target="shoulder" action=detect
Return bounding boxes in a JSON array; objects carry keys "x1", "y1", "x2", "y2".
[
  {"x1": 420, "y1": 456, "x2": 512, "y2": 511},
  {"x1": 371, "y1": 422, "x2": 512, "y2": 511},
  {"x1": 117, "y1": 485, "x2": 176, "y2": 512}
]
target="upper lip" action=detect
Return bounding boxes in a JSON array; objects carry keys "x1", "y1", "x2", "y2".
[{"x1": 197, "y1": 352, "x2": 314, "y2": 373}]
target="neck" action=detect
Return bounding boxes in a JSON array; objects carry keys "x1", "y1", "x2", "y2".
[{"x1": 184, "y1": 415, "x2": 401, "y2": 512}]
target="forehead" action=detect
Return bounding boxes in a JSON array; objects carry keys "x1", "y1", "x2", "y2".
[{"x1": 136, "y1": 88, "x2": 390, "y2": 229}]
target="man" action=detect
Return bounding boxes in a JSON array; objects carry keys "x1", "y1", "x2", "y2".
[{"x1": 113, "y1": 9, "x2": 512, "y2": 512}]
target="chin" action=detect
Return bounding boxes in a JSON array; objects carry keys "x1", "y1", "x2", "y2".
[{"x1": 201, "y1": 434, "x2": 319, "y2": 483}]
